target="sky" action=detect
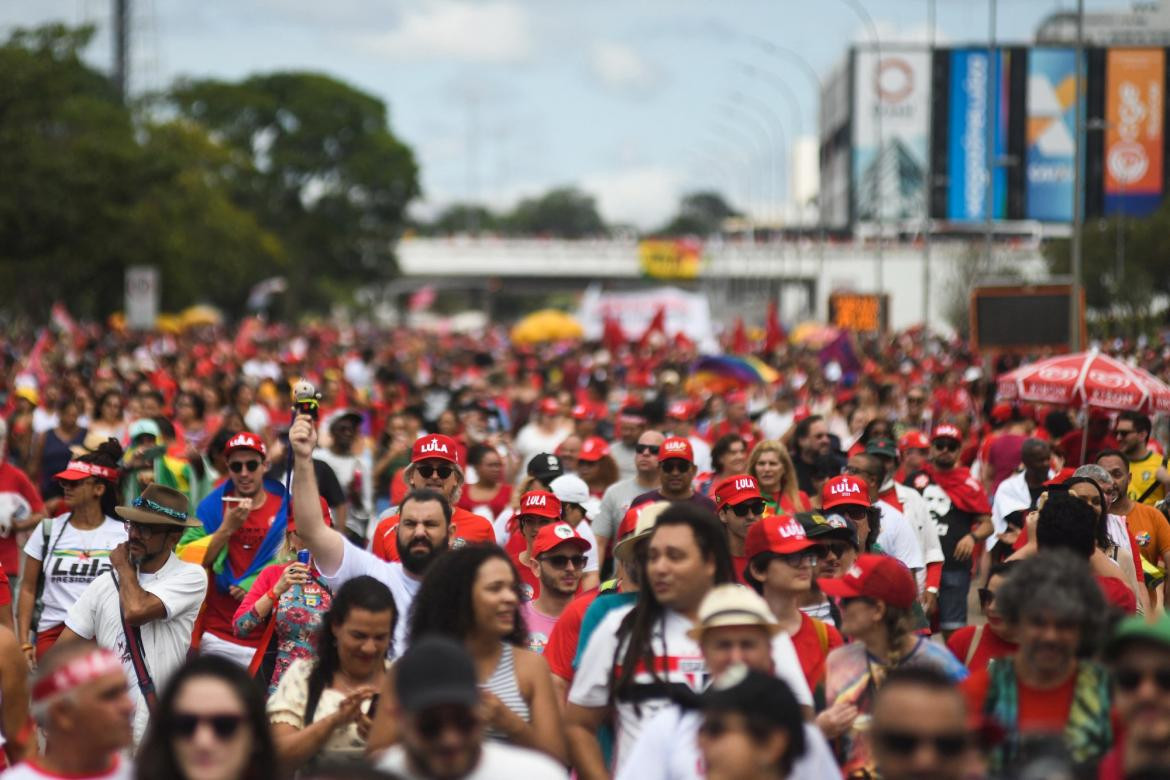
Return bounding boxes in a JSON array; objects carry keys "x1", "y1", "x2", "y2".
[{"x1": 1, "y1": 0, "x2": 1135, "y2": 228}]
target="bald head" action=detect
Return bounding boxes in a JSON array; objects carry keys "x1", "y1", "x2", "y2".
[{"x1": 635, "y1": 429, "x2": 666, "y2": 480}]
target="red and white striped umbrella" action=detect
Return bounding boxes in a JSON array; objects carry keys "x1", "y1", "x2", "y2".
[{"x1": 996, "y1": 351, "x2": 1170, "y2": 414}]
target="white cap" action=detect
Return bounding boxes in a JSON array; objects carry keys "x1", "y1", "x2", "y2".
[{"x1": 550, "y1": 474, "x2": 590, "y2": 505}]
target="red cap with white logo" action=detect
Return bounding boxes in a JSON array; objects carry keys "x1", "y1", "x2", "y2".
[
  {"x1": 411, "y1": 434, "x2": 461, "y2": 467},
  {"x1": 818, "y1": 554, "x2": 917, "y2": 609},
  {"x1": 519, "y1": 490, "x2": 561, "y2": 520},
  {"x1": 224, "y1": 432, "x2": 267, "y2": 459},
  {"x1": 821, "y1": 475, "x2": 869, "y2": 511},
  {"x1": 658, "y1": 436, "x2": 695, "y2": 464},
  {"x1": 539, "y1": 398, "x2": 561, "y2": 416},
  {"x1": 578, "y1": 436, "x2": 611, "y2": 462},
  {"x1": 713, "y1": 474, "x2": 763, "y2": 508},
  {"x1": 667, "y1": 401, "x2": 694, "y2": 420},
  {"x1": 532, "y1": 522, "x2": 591, "y2": 558},
  {"x1": 898, "y1": 430, "x2": 930, "y2": 451},
  {"x1": 930, "y1": 424, "x2": 963, "y2": 443},
  {"x1": 745, "y1": 514, "x2": 815, "y2": 559}
]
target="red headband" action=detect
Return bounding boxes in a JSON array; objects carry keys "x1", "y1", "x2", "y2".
[
  {"x1": 59, "y1": 460, "x2": 120, "y2": 482},
  {"x1": 32, "y1": 648, "x2": 123, "y2": 703}
]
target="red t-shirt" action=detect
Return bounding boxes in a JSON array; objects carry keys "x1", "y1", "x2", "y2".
[
  {"x1": 731, "y1": 554, "x2": 749, "y2": 585},
  {"x1": 1096, "y1": 575, "x2": 1138, "y2": 614},
  {"x1": 945, "y1": 625, "x2": 1018, "y2": 673},
  {"x1": 545, "y1": 587, "x2": 601, "y2": 682},
  {"x1": 0, "y1": 462, "x2": 44, "y2": 574},
  {"x1": 512, "y1": 552, "x2": 540, "y2": 602},
  {"x1": 962, "y1": 665, "x2": 1077, "y2": 735},
  {"x1": 457, "y1": 484, "x2": 513, "y2": 519},
  {"x1": 791, "y1": 612, "x2": 843, "y2": 692},
  {"x1": 370, "y1": 507, "x2": 495, "y2": 562}
]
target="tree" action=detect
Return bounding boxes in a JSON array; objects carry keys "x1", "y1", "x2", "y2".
[
  {"x1": 167, "y1": 71, "x2": 420, "y2": 311},
  {"x1": 502, "y1": 187, "x2": 606, "y2": 238},
  {"x1": 656, "y1": 190, "x2": 741, "y2": 236},
  {"x1": 425, "y1": 203, "x2": 500, "y2": 236}
]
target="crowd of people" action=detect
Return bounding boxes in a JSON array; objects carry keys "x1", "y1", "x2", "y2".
[{"x1": 0, "y1": 320, "x2": 1167, "y2": 779}]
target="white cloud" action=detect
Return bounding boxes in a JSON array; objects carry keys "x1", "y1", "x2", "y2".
[
  {"x1": 589, "y1": 41, "x2": 663, "y2": 95},
  {"x1": 581, "y1": 166, "x2": 682, "y2": 229},
  {"x1": 358, "y1": 1, "x2": 533, "y2": 64}
]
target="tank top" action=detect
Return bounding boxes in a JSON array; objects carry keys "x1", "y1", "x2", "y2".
[{"x1": 481, "y1": 642, "x2": 529, "y2": 740}]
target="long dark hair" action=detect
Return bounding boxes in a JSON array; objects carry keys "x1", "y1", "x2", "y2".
[
  {"x1": 711, "y1": 434, "x2": 746, "y2": 475},
  {"x1": 1063, "y1": 477, "x2": 1112, "y2": 552},
  {"x1": 305, "y1": 576, "x2": 396, "y2": 725},
  {"x1": 611, "y1": 503, "x2": 733, "y2": 708},
  {"x1": 409, "y1": 545, "x2": 527, "y2": 647},
  {"x1": 76, "y1": 438, "x2": 124, "y2": 517},
  {"x1": 136, "y1": 655, "x2": 277, "y2": 780}
]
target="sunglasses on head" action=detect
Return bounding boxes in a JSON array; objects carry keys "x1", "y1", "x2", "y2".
[
  {"x1": 172, "y1": 713, "x2": 245, "y2": 741},
  {"x1": 1114, "y1": 666, "x2": 1170, "y2": 694},
  {"x1": 228, "y1": 460, "x2": 261, "y2": 474},
  {"x1": 635, "y1": 444, "x2": 661, "y2": 455},
  {"x1": 540, "y1": 553, "x2": 587, "y2": 570},
  {"x1": 727, "y1": 500, "x2": 766, "y2": 517},
  {"x1": 874, "y1": 730, "x2": 967, "y2": 758},
  {"x1": 416, "y1": 708, "x2": 478, "y2": 740},
  {"x1": 416, "y1": 464, "x2": 455, "y2": 480},
  {"x1": 815, "y1": 541, "x2": 853, "y2": 559},
  {"x1": 932, "y1": 440, "x2": 960, "y2": 452},
  {"x1": 660, "y1": 459, "x2": 691, "y2": 474}
]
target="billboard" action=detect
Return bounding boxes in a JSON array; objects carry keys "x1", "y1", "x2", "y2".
[
  {"x1": 1026, "y1": 49, "x2": 1079, "y2": 222},
  {"x1": 1105, "y1": 48, "x2": 1164, "y2": 216},
  {"x1": 947, "y1": 49, "x2": 1010, "y2": 221},
  {"x1": 852, "y1": 49, "x2": 931, "y2": 223}
]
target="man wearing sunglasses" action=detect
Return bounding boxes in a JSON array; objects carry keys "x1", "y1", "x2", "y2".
[
  {"x1": 1116, "y1": 411, "x2": 1170, "y2": 506},
  {"x1": 511, "y1": 491, "x2": 563, "y2": 602},
  {"x1": 630, "y1": 437, "x2": 716, "y2": 515},
  {"x1": 871, "y1": 666, "x2": 971, "y2": 780},
  {"x1": 712, "y1": 474, "x2": 767, "y2": 584},
  {"x1": 521, "y1": 522, "x2": 592, "y2": 655},
  {"x1": 593, "y1": 430, "x2": 664, "y2": 568},
  {"x1": 1100, "y1": 613, "x2": 1170, "y2": 779}
]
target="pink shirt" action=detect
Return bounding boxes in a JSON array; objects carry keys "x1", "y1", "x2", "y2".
[{"x1": 520, "y1": 600, "x2": 560, "y2": 656}]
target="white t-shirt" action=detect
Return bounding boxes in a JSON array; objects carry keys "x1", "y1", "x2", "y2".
[
  {"x1": 875, "y1": 503, "x2": 925, "y2": 573},
  {"x1": 0, "y1": 757, "x2": 134, "y2": 780},
  {"x1": 378, "y1": 740, "x2": 567, "y2": 779},
  {"x1": 24, "y1": 514, "x2": 127, "y2": 630},
  {"x1": 568, "y1": 604, "x2": 812, "y2": 772},
  {"x1": 64, "y1": 552, "x2": 208, "y2": 744},
  {"x1": 513, "y1": 424, "x2": 569, "y2": 472},
  {"x1": 759, "y1": 409, "x2": 796, "y2": 442},
  {"x1": 686, "y1": 436, "x2": 713, "y2": 474},
  {"x1": 615, "y1": 707, "x2": 839, "y2": 780},
  {"x1": 320, "y1": 541, "x2": 419, "y2": 656}
]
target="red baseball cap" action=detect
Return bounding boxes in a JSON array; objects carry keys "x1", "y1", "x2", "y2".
[
  {"x1": 821, "y1": 475, "x2": 869, "y2": 511},
  {"x1": 931, "y1": 424, "x2": 963, "y2": 443},
  {"x1": 616, "y1": 504, "x2": 642, "y2": 542},
  {"x1": 539, "y1": 398, "x2": 561, "y2": 416},
  {"x1": 726, "y1": 390, "x2": 748, "y2": 406},
  {"x1": 818, "y1": 554, "x2": 917, "y2": 609},
  {"x1": 667, "y1": 400, "x2": 694, "y2": 420},
  {"x1": 713, "y1": 474, "x2": 763, "y2": 508},
  {"x1": 990, "y1": 403, "x2": 1014, "y2": 424},
  {"x1": 578, "y1": 436, "x2": 611, "y2": 462},
  {"x1": 411, "y1": 434, "x2": 461, "y2": 467},
  {"x1": 898, "y1": 430, "x2": 930, "y2": 451},
  {"x1": 224, "y1": 432, "x2": 267, "y2": 459},
  {"x1": 519, "y1": 490, "x2": 561, "y2": 520},
  {"x1": 745, "y1": 515, "x2": 816, "y2": 559},
  {"x1": 572, "y1": 403, "x2": 601, "y2": 421},
  {"x1": 532, "y1": 522, "x2": 591, "y2": 558},
  {"x1": 658, "y1": 436, "x2": 695, "y2": 464}
]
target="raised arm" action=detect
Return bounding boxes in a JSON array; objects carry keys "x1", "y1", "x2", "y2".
[{"x1": 289, "y1": 415, "x2": 345, "y2": 574}]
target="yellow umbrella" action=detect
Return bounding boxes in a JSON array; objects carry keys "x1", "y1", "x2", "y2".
[
  {"x1": 510, "y1": 309, "x2": 584, "y2": 344},
  {"x1": 155, "y1": 313, "x2": 182, "y2": 334},
  {"x1": 180, "y1": 304, "x2": 224, "y2": 329}
]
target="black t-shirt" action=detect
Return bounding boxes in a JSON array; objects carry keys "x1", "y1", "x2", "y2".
[
  {"x1": 904, "y1": 470, "x2": 976, "y2": 571},
  {"x1": 630, "y1": 489, "x2": 718, "y2": 515}
]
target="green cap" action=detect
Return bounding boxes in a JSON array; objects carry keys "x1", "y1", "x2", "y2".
[
  {"x1": 1106, "y1": 613, "x2": 1170, "y2": 657},
  {"x1": 865, "y1": 437, "x2": 898, "y2": 459}
]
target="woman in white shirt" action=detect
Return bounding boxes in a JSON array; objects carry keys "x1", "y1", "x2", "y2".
[{"x1": 16, "y1": 439, "x2": 127, "y2": 665}]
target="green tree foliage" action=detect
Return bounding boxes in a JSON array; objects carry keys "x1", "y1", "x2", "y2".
[
  {"x1": 501, "y1": 187, "x2": 606, "y2": 238},
  {"x1": 656, "y1": 190, "x2": 740, "y2": 236},
  {"x1": 425, "y1": 203, "x2": 500, "y2": 236},
  {"x1": 167, "y1": 73, "x2": 420, "y2": 310}
]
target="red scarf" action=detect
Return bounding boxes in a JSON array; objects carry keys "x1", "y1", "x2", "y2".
[{"x1": 924, "y1": 464, "x2": 991, "y2": 515}]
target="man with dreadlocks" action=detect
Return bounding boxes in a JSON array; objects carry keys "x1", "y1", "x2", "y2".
[{"x1": 563, "y1": 503, "x2": 810, "y2": 779}]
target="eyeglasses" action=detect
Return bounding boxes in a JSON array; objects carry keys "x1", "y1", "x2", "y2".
[
  {"x1": 978, "y1": 588, "x2": 996, "y2": 609},
  {"x1": 660, "y1": 459, "x2": 691, "y2": 474},
  {"x1": 539, "y1": 554, "x2": 588, "y2": 570},
  {"x1": 416, "y1": 708, "x2": 478, "y2": 740},
  {"x1": 874, "y1": 730, "x2": 968, "y2": 758},
  {"x1": 1115, "y1": 427, "x2": 1137, "y2": 437},
  {"x1": 776, "y1": 551, "x2": 818, "y2": 567},
  {"x1": 907, "y1": 396, "x2": 925, "y2": 404},
  {"x1": 1114, "y1": 666, "x2": 1170, "y2": 693},
  {"x1": 228, "y1": 460, "x2": 261, "y2": 474},
  {"x1": 635, "y1": 444, "x2": 661, "y2": 455},
  {"x1": 932, "y1": 441, "x2": 960, "y2": 453},
  {"x1": 727, "y1": 500, "x2": 766, "y2": 517},
  {"x1": 839, "y1": 506, "x2": 870, "y2": 522},
  {"x1": 127, "y1": 522, "x2": 161, "y2": 539},
  {"x1": 416, "y1": 464, "x2": 455, "y2": 480},
  {"x1": 172, "y1": 713, "x2": 245, "y2": 741},
  {"x1": 815, "y1": 542, "x2": 853, "y2": 559}
]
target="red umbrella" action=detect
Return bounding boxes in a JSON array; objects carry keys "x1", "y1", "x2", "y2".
[{"x1": 996, "y1": 351, "x2": 1170, "y2": 414}]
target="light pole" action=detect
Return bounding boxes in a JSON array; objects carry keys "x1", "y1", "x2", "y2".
[
  {"x1": 1071, "y1": 0, "x2": 1086, "y2": 351},
  {"x1": 923, "y1": 0, "x2": 936, "y2": 332}
]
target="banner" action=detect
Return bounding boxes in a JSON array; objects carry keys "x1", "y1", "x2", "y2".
[
  {"x1": 829, "y1": 292, "x2": 889, "y2": 333},
  {"x1": 946, "y1": 49, "x2": 1010, "y2": 221},
  {"x1": 578, "y1": 285, "x2": 716, "y2": 351},
  {"x1": 852, "y1": 49, "x2": 931, "y2": 223},
  {"x1": 638, "y1": 239, "x2": 702, "y2": 279},
  {"x1": 1105, "y1": 48, "x2": 1164, "y2": 216},
  {"x1": 1026, "y1": 49, "x2": 1079, "y2": 222}
]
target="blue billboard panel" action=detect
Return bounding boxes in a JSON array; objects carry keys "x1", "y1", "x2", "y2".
[
  {"x1": 1026, "y1": 49, "x2": 1079, "y2": 222},
  {"x1": 947, "y1": 49, "x2": 1009, "y2": 221}
]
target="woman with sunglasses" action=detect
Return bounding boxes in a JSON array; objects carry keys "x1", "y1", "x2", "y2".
[
  {"x1": 268, "y1": 576, "x2": 395, "y2": 771},
  {"x1": 945, "y1": 562, "x2": 1018, "y2": 673},
  {"x1": 749, "y1": 440, "x2": 811, "y2": 516},
  {"x1": 819, "y1": 554, "x2": 966, "y2": 776},
  {"x1": 375, "y1": 545, "x2": 566, "y2": 763},
  {"x1": 137, "y1": 655, "x2": 278, "y2": 780},
  {"x1": 17, "y1": 440, "x2": 126, "y2": 665}
]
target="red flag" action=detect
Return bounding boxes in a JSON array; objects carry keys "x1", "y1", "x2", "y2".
[
  {"x1": 731, "y1": 317, "x2": 749, "y2": 355},
  {"x1": 638, "y1": 306, "x2": 666, "y2": 349},
  {"x1": 602, "y1": 314, "x2": 626, "y2": 353},
  {"x1": 234, "y1": 316, "x2": 262, "y2": 359},
  {"x1": 764, "y1": 301, "x2": 785, "y2": 353},
  {"x1": 24, "y1": 329, "x2": 52, "y2": 385}
]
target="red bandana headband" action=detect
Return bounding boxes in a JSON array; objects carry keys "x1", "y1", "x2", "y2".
[
  {"x1": 61, "y1": 460, "x2": 120, "y2": 482},
  {"x1": 32, "y1": 648, "x2": 123, "y2": 703}
]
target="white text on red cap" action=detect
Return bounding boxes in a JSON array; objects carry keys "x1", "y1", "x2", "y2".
[{"x1": 418, "y1": 437, "x2": 450, "y2": 456}]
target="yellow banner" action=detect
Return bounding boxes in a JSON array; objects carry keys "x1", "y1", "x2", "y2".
[{"x1": 639, "y1": 239, "x2": 702, "y2": 279}]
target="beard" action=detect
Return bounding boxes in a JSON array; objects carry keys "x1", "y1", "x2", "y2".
[{"x1": 398, "y1": 533, "x2": 447, "y2": 575}]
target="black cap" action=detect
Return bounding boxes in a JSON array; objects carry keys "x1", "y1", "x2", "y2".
[
  {"x1": 527, "y1": 453, "x2": 564, "y2": 485},
  {"x1": 701, "y1": 665, "x2": 805, "y2": 747},
  {"x1": 394, "y1": 636, "x2": 479, "y2": 713},
  {"x1": 796, "y1": 510, "x2": 859, "y2": 549}
]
